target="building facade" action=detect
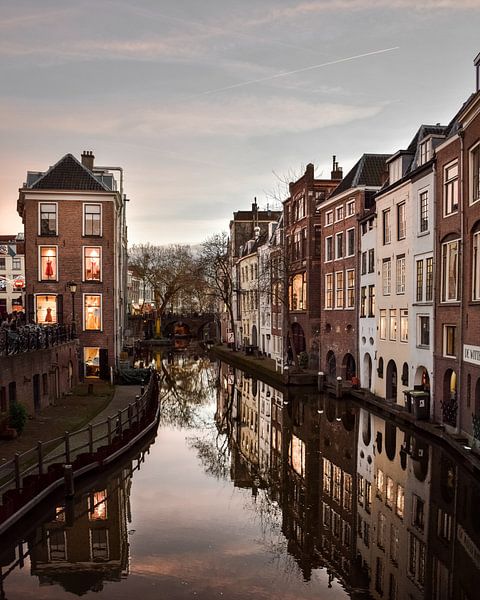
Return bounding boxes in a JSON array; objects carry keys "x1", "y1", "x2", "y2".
[
  {"x1": 17, "y1": 151, "x2": 128, "y2": 379},
  {"x1": 0, "y1": 234, "x2": 25, "y2": 317}
]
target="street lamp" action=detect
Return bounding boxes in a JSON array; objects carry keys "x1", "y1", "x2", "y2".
[{"x1": 67, "y1": 281, "x2": 77, "y2": 337}]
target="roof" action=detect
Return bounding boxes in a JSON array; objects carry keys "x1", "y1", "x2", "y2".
[
  {"x1": 28, "y1": 154, "x2": 109, "y2": 192},
  {"x1": 329, "y1": 154, "x2": 390, "y2": 198}
]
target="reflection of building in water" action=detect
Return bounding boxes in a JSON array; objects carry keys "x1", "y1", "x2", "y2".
[
  {"x1": 282, "y1": 390, "x2": 320, "y2": 580},
  {"x1": 317, "y1": 397, "x2": 368, "y2": 595},
  {"x1": 29, "y1": 468, "x2": 131, "y2": 596},
  {"x1": 239, "y1": 375, "x2": 260, "y2": 468},
  {"x1": 258, "y1": 380, "x2": 273, "y2": 479}
]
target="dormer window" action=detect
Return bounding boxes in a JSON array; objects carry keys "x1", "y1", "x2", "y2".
[
  {"x1": 419, "y1": 140, "x2": 431, "y2": 166},
  {"x1": 389, "y1": 159, "x2": 402, "y2": 184}
]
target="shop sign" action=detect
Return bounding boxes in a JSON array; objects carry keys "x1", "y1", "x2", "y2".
[{"x1": 464, "y1": 344, "x2": 480, "y2": 366}]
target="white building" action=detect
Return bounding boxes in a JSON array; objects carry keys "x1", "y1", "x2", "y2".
[
  {"x1": 359, "y1": 212, "x2": 377, "y2": 392},
  {"x1": 0, "y1": 233, "x2": 25, "y2": 317}
]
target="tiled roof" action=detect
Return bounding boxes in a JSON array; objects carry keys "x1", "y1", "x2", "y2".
[
  {"x1": 329, "y1": 154, "x2": 390, "y2": 198},
  {"x1": 29, "y1": 154, "x2": 108, "y2": 191}
]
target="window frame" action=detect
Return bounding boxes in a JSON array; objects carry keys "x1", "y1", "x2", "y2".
[
  {"x1": 441, "y1": 239, "x2": 460, "y2": 302},
  {"x1": 443, "y1": 160, "x2": 459, "y2": 216},
  {"x1": 417, "y1": 315, "x2": 430, "y2": 348},
  {"x1": 382, "y1": 259, "x2": 391, "y2": 296},
  {"x1": 419, "y1": 190, "x2": 429, "y2": 233},
  {"x1": 325, "y1": 273, "x2": 334, "y2": 310},
  {"x1": 83, "y1": 246, "x2": 102, "y2": 282},
  {"x1": 400, "y1": 309, "x2": 408, "y2": 342},
  {"x1": 335, "y1": 205, "x2": 344, "y2": 223},
  {"x1": 35, "y1": 293, "x2": 58, "y2": 324},
  {"x1": 38, "y1": 202, "x2": 58, "y2": 236},
  {"x1": 443, "y1": 324, "x2": 456, "y2": 358},
  {"x1": 473, "y1": 230, "x2": 480, "y2": 300},
  {"x1": 389, "y1": 309, "x2": 397, "y2": 341},
  {"x1": 346, "y1": 269, "x2": 355, "y2": 309},
  {"x1": 470, "y1": 141, "x2": 480, "y2": 205},
  {"x1": 346, "y1": 227, "x2": 355, "y2": 257},
  {"x1": 83, "y1": 203, "x2": 103, "y2": 237},
  {"x1": 38, "y1": 245, "x2": 58, "y2": 282},
  {"x1": 83, "y1": 293, "x2": 103, "y2": 331},
  {"x1": 397, "y1": 202, "x2": 406, "y2": 240},
  {"x1": 383, "y1": 209, "x2": 391, "y2": 245},
  {"x1": 346, "y1": 199, "x2": 355, "y2": 216},
  {"x1": 335, "y1": 270, "x2": 344, "y2": 309},
  {"x1": 325, "y1": 236, "x2": 333, "y2": 262},
  {"x1": 335, "y1": 232, "x2": 344, "y2": 260},
  {"x1": 325, "y1": 210, "x2": 333, "y2": 226},
  {"x1": 396, "y1": 255, "x2": 406, "y2": 294}
]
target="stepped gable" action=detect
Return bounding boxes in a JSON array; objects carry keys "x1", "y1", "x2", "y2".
[
  {"x1": 329, "y1": 153, "x2": 390, "y2": 198},
  {"x1": 29, "y1": 153, "x2": 108, "y2": 191}
]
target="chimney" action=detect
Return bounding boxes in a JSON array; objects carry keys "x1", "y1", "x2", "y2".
[
  {"x1": 331, "y1": 155, "x2": 343, "y2": 180},
  {"x1": 81, "y1": 150, "x2": 95, "y2": 171},
  {"x1": 475, "y1": 51, "x2": 480, "y2": 92}
]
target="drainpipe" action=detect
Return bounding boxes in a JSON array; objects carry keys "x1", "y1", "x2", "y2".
[{"x1": 458, "y1": 130, "x2": 465, "y2": 436}]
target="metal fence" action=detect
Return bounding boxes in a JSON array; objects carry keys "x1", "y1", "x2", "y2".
[
  {"x1": 0, "y1": 323, "x2": 76, "y2": 357},
  {"x1": 0, "y1": 371, "x2": 159, "y2": 523}
]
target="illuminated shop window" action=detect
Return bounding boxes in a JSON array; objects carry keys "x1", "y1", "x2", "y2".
[
  {"x1": 84, "y1": 295, "x2": 102, "y2": 330},
  {"x1": 84, "y1": 347, "x2": 100, "y2": 378},
  {"x1": 39, "y1": 246, "x2": 57, "y2": 281},
  {"x1": 36, "y1": 295, "x2": 57, "y2": 324},
  {"x1": 89, "y1": 490, "x2": 108, "y2": 520},
  {"x1": 84, "y1": 247, "x2": 101, "y2": 281}
]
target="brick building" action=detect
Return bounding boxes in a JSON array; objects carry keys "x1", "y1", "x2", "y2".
[
  {"x1": 283, "y1": 161, "x2": 342, "y2": 367},
  {"x1": 434, "y1": 54, "x2": 480, "y2": 438},
  {"x1": 0, "y1": 233, "x2": 25, "y2": 316},
  {"x1": 17, "y1": 151, "x2": 128, "y2": 379},
  {"x1": 319, "y1": 154, "x2": 388, "y2": 382}
]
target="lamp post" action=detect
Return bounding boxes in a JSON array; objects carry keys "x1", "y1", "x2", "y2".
[{"x1": 67, "y1": 281, "x2": 77, "y2": 337}]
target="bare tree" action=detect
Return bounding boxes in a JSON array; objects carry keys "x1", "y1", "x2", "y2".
[
  {"x1": 129, "y1": 243, "x2": 200, "y2": 336},
  {"x1": 199, "y1": 232, "x2": 236, "y2": 347}
]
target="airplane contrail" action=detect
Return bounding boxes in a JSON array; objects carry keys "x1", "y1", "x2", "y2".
[{"x1": 197, "y1": 46, "x2": 399, "y2": 96}]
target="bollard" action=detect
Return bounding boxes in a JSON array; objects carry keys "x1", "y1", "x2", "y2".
[
  {"x1": 336, "y1": 376, "x2": 343, "y2": 399},
  {"x1": 64, "y1": 464, "x2": 74, "y2": 497},
  {"x1": 317, "y1": 371, "x2": 325, "y2": 392}
]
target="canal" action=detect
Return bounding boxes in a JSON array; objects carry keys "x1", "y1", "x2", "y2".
[{"x1": 1, "y1": 348, "x2": 480, "y2": 599}]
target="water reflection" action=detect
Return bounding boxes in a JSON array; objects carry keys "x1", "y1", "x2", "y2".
[{"x1": 206, "y1": 362, "x2": 480, "y2": 599}]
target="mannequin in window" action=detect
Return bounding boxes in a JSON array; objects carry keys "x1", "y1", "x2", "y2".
[
  {"x1": 45, "y1": 307, "x2": 53, "y2": 323},
  {"x1": 86, "y1": 308, "x2": 98, "y2": 329},
  {"x1": 45, "y1": 258, "x2": 54, "y2": 278}
]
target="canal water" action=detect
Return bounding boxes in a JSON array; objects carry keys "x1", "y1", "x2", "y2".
[{"x1": 2, "y1": 349, "x2": 480, "y2": 599}]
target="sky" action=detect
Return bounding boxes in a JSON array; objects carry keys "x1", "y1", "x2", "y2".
[{"x1": 0, "y1": 0, "x2": 479, "y2": 245}]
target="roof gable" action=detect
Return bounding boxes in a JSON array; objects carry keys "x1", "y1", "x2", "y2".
[{"x1": 29, "y1": 154, "x2": 109, "y2": 192}]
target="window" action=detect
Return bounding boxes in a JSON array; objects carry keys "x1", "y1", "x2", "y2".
[
  {"x1": 419, "y1": 140, "x2": 430, "y2": 165},
  {"x1": 36, "y1": 295, "x2": 57, "y2": 324},
  {"x1": 408, "y1": 533, "x2": 426, "y2": 588},
  {"x1": 325, "y1": 236, "x2": 333, "y2": 262},
  {"x1": 416, "y1": 260, "x2": 424, "y2": 302},
  {"x1": 378, "y1": 513, "x2": 386, "y2": 548},
  {"x1": 335, "y1": 232, "x2": 344, "y2": 259},
  {"x1": 437, "y1": 508, "x2": 452, "y2": 541},
  {"x1": 314, "y1": 227, "x2": 321, "y2": 257},
  {"x1": 335, "y1": 205, "x2": 344, "y2": 222},
  {"x1": 388, "y1": 573, "x2": 398, "y2": 600},
  {"x1": 12, "y1": 258, "x2": 21, "y2": 270},
  {"x1": 90, "y1": 528, "x2": 109, "y2": 560},
  {"x1": 360, "y1": 286, "x2": 367, "y2": 317},
  {"x1": 323, "y1": 458, "x2": 332, "y2": 494},
  {"x1": 335, "y1": 271, "x2": 344, "y2": 308},
  {"x1": 325, "y1": 274, "x2": 334, "y2": 309},
  {"x1": 386, "y1": 476, "x2": 395, "y2": 508},
  {"x1": 289, "y1": 273, "x2": 307, "y2": 310},
  {"x1": 361, "y1": 251, "x2": 367, "y2": 275},
  {"x1": 383, "y1": 209, "x2": 391, "y2": 244},
  {"x1": 346, "y1": 228, "x2": 355, "y2": 256},
  {"x1": 441, "y1": 240, "x2": 459, "y2": 302},
  {"x1": 375, "y1": 556, "x2": 384, "y2": 595},
  {"x1": 368, "y1": 285, "x2": 375, "y2": 317},
  {"x1": 0, "y1": 257, "x2": 5, "y2": 270},
  {"x1": 346, "y1": 269, "x2": 355, "y2": 308},
  {"x1": 84, "y1": 294, "x2": 102, "y2": 330},
  {"x1": 470, "y1": 143, "x2": 480, "y2": 204},
  {"x1": 85, "y1": 347, "x2": 100, "y2": 378},
  {"x1": 473, "y1": 230, "x2": 480, "y2": 300},
  {"x1": 84, "y1": 247, "x2": 101, "y2": 281},
  {"x1": 382, "y1": 259, "x2": 391, "y2": 295},
  {"x1": 377, "y1": 469, "x2": 385, "y2": 498},
  {"x1": 84, "y1": 204, "x2": 102, "y2": 236},
  {"x1": 419, "y1": 191, "x2": 429, "y2": 232},
  {"x1": 389, "y1": 309, "x2": 397, "y2": 340},
  {"x1": 39, "y1": 203, "x2": 57, "y2": 236},
  {"x1": 389, "y1": 158, "x2": 402, "y2": 183},
  {"x1": 390, "y1": 524, "x2": 400, "y2": 564},
  {"x1": 397, "y1": 202, "x2": 406, "y2": 240},
  {"x1": 368, "y1": 248, "x2": 375, "y2": 273},
  {"x1": 396, "y1": 484, "x2": 404, "y2": 518},
  {"x1": 346, "y1": 199, "x2": 355, "y2": 216},
  {"x1": 39, "y1": 247, "x2": 58, "y2": 281},
  {"x1": 412, "y1": 495, "x2": 425, "y2": 531},
  {"x1": 89, "y1": 490, "x2": 108, "y2": 520},
  {"x1": 380, "y1": 309, "x2": 387, "y2": 339},
  {"x1": 400, "y1": 309, "x2": 408, "y2": 342},
  {"x1": 444, "y1": 161, "x2": 459, "y2": 215},
  {"x1": 396, "y1": 255, "x2": 405, "y2": 294},
  {"x1": 333, "y1": 465, "x2": 342, "y2": 502},
  {"x1": 418, "y1": 316, "x2": 430, "y2": 347},
  {"x1": 325, "y1": 210, "x2": 333, "y2": 226},
  {"x1": 443, "y1": 325, "x2": 456, "y2": 357},
  {"x1": 48, "y1": 530, "x2": 67, "y2": 562}
]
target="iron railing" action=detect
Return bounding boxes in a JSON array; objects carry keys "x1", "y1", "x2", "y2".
[{"x1": 0, "y1": 324, "x2": 75, "y2": 357}]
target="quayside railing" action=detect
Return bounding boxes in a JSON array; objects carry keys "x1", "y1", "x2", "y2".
[{"x1": 0, "y1": 371, "x2": 159, "y2": 530}]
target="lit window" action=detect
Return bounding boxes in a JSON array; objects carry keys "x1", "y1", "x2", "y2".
[
  {"x1": 346, "y1": 269, "x2": 355, "y2": 308},
  {"x1": 335, "y1": 271, "x2": 344, "y2": 308},
  {"x1": 36, "y1": 294, "x2": 57, "y2": 324},
  {"x1": 84, "y1": 295, "x2": 102, "y2": 330},
  {"x1": 389, "y1": 309, "x2": 397, "y2": 341},
  {"x1": 443, "y1": 325, "x2": 456, "y2": 357},
  {"x1": 39, "y1": 246, "x2": 57, "y2": 281},
  {"x1": 325, "y1": 273, "x2": 334, "y2": 309},
  {"x1": 39, "y1": 203, "x2": 57, "y2": 236},
  {"x1": 416, "y1": 259, "x2": 424, "y2": 302},
  {"x1": 289, "y1": 273, "x2": 306, "y2": 310},
  {"x1": 84, "y1": 204, "x2": 102, "y2": 236},
  {"x1": 379, "y1": 309, "x2": 387, "y2": 339},
  {"x1": 368, "y1": 249, "x2": 375, "y2": 273},
  {"x1": 400, "y1": 309, "x2": 408, "y2": 342},
  {"x1": 386, "y1": 476, "x2": 395, "y2": 508},
  {"x1": 419, "y1": 191, "x2": 429, "y2": 233},
  {"x1": 89, "y1": 490, "x2": 108, "y2": 520},
  {"x1": 84, "y1": 247, "x2": 101, "y2": 281},
  {"x1": 441, "y1": 239, "x2": 459, "y2": 302},
  {"x1": 444, "y1": 161, "x2": 459, "y2": 215},
  {"x1": 360, "y1": 286, "x2": 367, "y2": 317}
]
